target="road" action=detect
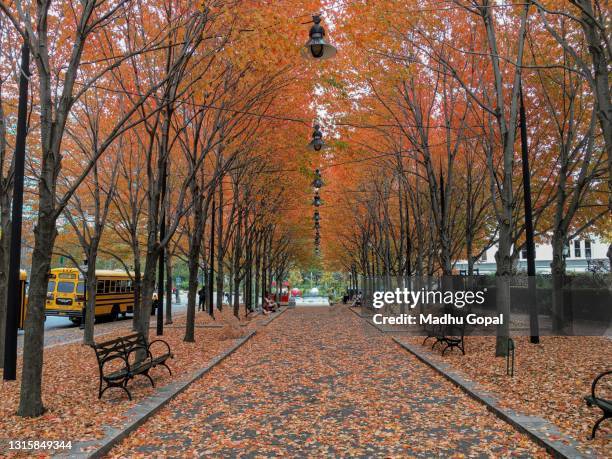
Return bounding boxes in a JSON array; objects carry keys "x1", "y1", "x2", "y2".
[{"x1": 17, "y1": 294, "x2": 190, "y2": 349}]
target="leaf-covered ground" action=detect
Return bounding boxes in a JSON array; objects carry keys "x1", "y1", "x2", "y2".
[
  {"x1": 398, "y1": 335, "x2": 611, "y2": 457},
  {"x1": 108, "y1": 306, "x2": 548, "y2": 457},
  {"x1": 0, "y1": 307, "x2": 262, "y2": 457}
]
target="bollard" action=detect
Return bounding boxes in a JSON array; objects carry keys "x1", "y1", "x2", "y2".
[{"x1": 506, "y1": 338, "x2": 515, "y2": 377}]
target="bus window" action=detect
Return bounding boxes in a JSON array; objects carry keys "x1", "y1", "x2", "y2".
[
  {"x1": 47, "y1": 281, "x2": 56, "y2": 292},
  {"x1": 110, "y1": 280, "x2": 117, "y2": 293},
  {"x1": 126, "y1": 280, "x2": 133, "y2": 292},
  {"x1": 96, "y1": 280, "x2": 105, "y2": 294},
  {"x1": 77, "y1": 282, "x2": 85, "y2": 294},
  {"x1": 104, "y1": 280, "x2": 110, "y2": 293},
  {"x1": 57, "y1": 282, "x2": 75, "y2": 294}
]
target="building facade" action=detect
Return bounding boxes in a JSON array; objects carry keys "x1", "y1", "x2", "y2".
[{"x1": 454, "y1": 237, "x2": 610, "y2": 274}]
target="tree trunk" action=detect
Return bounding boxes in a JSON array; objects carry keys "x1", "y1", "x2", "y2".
[
  {"x1": 216, "y1": 181, "x2": 224, "y2": 311},
  {"x1": 137, "y1": 247, "x2": 159, "y2": 340},
  {"x1": 83, "y1": 251, "x2": 98, "y2": 345},
  {"x1": 184, "y1": 237, "x2": 200, "y2": 342},
  {"x1": 184, "y1": 196, "x2": 205, "y2": 342},
  {"x1": 550, "y1": 235, "x2": 566, "y2": 334},
  {"x1": 245, "y1": 229, "x2": 253, "y2": 314},
  {"x1": 0, "y1": 200, "x2": 11, "y2": 366},
  {"x1": 254, "y1": 233, "x2": 261, "y2": 311},
  {"x1": 233, "y1": 209, "x2": 242, "y2": 318},
  {"x1": 18, "y1": 211, "x2": 57, "y2": 417},
  {"x1": 165, "y1": 255, "x2": 173, "y2": 324},
  {"x1": 132, "y1": 250, "x2": 142, "y2": 332},
  {"x1": 494, "y1": 219, "x2": 513, "y2": 357}
]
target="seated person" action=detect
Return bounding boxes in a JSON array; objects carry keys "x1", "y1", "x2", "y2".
[{"x1": 262, "y1": 293, "x2": 278, "y2": 314}]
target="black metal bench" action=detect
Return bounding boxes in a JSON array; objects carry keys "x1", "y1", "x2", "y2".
[
  {"x1": 584, "y1": 370, "x2": 611, "y2": 439},
  {"x1": 91, "y1": 332, "x2": 173, "y2": 400},
  {"x1": 422, "y1": 307, "x2": 466, "y2": 355}
]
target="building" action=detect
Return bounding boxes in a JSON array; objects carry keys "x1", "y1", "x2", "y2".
[{"x1": 454, "y1": 236, "x2": 610, "y2": 274}]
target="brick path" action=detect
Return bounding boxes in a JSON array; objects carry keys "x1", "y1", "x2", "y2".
[{"x1": 108, "y1": 306, "x2": 547, "y2": 457}]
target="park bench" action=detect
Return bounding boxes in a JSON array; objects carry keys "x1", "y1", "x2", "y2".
[
  {"x1": 422, "y1": 305, "x2": 466, "y2": 355},
  {"x1": 584, "y1": 370, "x2": 611, "y2": 439},
  {"x1": 91, "y1": 332, "x2": 173, "y2": 401}
]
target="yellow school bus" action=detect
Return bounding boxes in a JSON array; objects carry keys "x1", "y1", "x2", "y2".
[{"x1": 45, "y1": 268, "x2": 135, "y2": 325}]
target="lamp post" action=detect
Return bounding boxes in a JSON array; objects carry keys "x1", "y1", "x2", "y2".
[
  {"x1": 519, "y1": 82, "x2": 539, "y2": 344},
  {"x1": 3, "y1": 44, "x2": 29, "y2": 380},
  {"x1": 301, "y1": 14, "x2": 337, "y2": 60},
  {"x1": 156, "y1": 157, "x2": 167, "y2": 336}
]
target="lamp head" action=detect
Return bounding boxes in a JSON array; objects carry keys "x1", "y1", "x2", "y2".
[{"x1": 301, "y1": 14, "x2": 337, "y2": 60}]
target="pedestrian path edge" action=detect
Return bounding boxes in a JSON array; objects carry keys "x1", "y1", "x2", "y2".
[
  {"x1": 348, "y1": 306, "x2": 591, "y2": 459},
  {"x1": 62, "y1": 329, "x2": 258, "y2": 459}
]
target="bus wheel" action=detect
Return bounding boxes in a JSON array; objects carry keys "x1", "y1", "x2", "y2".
[
  {"x1": 70, "y1": 317, "x2": 81, "y2": 326},
  {"x1": 110, "y1": 306, "x2": 119, "y2": 321}
]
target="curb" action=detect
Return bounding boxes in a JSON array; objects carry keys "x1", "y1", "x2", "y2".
[
  {"x1": 392, "y1": 338, "x2": 590, "y2": 459},
  {"x1": 348, "y1": 307, "x2": 589, "y2": 459},
  {"x1": 349, "y1": 307, "x2": 372, "y2": 318},
  {"x1": 63, "y1": 330, "x2": 257, "y2": 459},
  {"x1": 262, "y1": 307, "x2": 288, "y2": 327}
]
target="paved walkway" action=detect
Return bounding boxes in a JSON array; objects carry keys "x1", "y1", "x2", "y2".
[{"x1": 109, "y1": 306, "x2": 546, "y2": 457}]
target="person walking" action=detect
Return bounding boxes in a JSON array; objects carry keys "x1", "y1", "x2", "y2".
[{"x1": 198, "y1": 286, "x2": 206, "y2": 311}]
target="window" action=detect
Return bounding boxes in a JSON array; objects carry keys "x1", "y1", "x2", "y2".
[
  {"x1": 47, "y1": 281, "x2": 56, "y2": 293},
  {"x1": 520, "y1": 248, "x2": 528, "y2": 260},
  {"x1": 126, "y1": 280, "x2": 133, "y2": 292},
  {"x1": 96, "y1": 280, "x2": 105, "y2": 294},
  {"x1": 565, "y1": 242, "x2": 571, "y2": 258},
  {"x1": 104, "y1": 280, "x2": 111, "y2": 293},
  {"x1": 119, "y1": 280, "x2": 126, "y2": 292},
  {"x1": 57, "y1": 282, "x2": 75, "y2": 293},
  {"x1": 109, "y1": 280, "x2": 117, "y2": 293},
  {"x1": 76, "y1": 282, "x2": 85, "y2": 294},
  {"x1": 585, "y1": 240, "x2": 592, "y2": 259},
  {"x1": 574, "y1": 240, "x2": 581, "y2": 258},
  {"x1": 480, "y1": 251, "x2": 487, "y2": 262}
]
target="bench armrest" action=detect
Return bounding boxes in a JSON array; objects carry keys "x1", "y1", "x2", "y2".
[
  {"x1": 125, "y1": 345, "x2": 153, "y2": 370},
  {"x1": 99, "y1": 354, "x2": 130, "y2": 376},
  {"x1": 591, "y1": 370, "x2": 612, "y2": 400},
  {"x1": 148, "y1": 339, "x2": 172, "y2": 357}
]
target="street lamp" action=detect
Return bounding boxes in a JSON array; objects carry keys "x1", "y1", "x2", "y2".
[
  {"x1": 301, "y1": 14, "x2": 337, "y2": 60},
  {"x1": 314, "y1": 221, "x2": 320, "y2": 230},
  {"x1": 519, "y1": 81, "x2": 539, "y2": 344},
  {"x1": 313, "y1": 191, "x2": 322, "y2": 207},
  {"x1": 312, "y1": 169, "x2": 324, "y2": 189},
  {"x1": 314, "y1": 210, "x2": 320, "y2": 222},
  {"x1": 3, "y1": 43, "x2": 29, "y2": 380},
  {"x1": 307, "y1": 125, "x2": 329, "y2": 152}
]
